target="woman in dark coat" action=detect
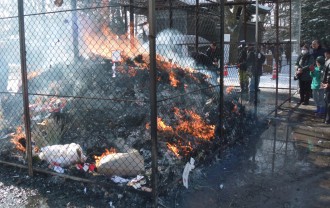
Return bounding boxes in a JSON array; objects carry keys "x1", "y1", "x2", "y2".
[{"x1": 295, "y1": 44, "x2": 314, "y2": 105}]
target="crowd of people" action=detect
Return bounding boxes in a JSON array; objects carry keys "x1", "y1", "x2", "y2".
[
  {"x1": 295, "y1": 40, "x2": 330, "y2": 124},
  {"x1": 205, "y1": 39, "x2": 330, "y2": 125}
]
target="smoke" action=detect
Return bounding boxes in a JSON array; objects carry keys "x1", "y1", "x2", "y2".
[{"x1": 155, "y1": 29, "x2": 197, "y2": 69}]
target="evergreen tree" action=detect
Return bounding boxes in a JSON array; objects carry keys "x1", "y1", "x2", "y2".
[{"x1": 301, "y1": 0, "x2": 330, "y2": 47}]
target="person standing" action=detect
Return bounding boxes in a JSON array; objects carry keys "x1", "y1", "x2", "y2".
[
  {"x1": 206, "y1": 42, "x2": 221, "y2": 68},
  {"x1": 322, "y1": 48, "x2": 330, "y2": 124},
  {"x1": 256, "y1": 48, "x2": 266, "y2": 91},
  {"x1": 237, "y1": 42, "x2": 249, "y2": 93},
  {"x1": 285, "y1": 42, "x2": 291, "y2": 65},
  {"x1": 295, "y1": 44, "x2": 314, "y2": 105},
  {"x1": 310, "y1": 56, "x2": 326, "y2": 116},
  {"x1": 311, "y1": 40, "x2": 326, "y2": 60},
  {"x1": 246, "y1": 44, "x2": 257, "y2": 102}
]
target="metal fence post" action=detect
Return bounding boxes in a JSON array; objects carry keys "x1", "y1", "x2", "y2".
[
  {"x1": 17, "y1": 0, "x2": 33, "y2": 177},
  {"x1": 289, "y1": 0, "x2": 292, "y2": 102},
  {"x1": 195, "y1": 0, "x2": 199, "y2": 52},
  {"x1": 275, "y1": 0, "x2": 280, "y2": 117},
  {"x1": 219, "y1": 0, "x2": 225, "y2": 139},
  {"x1": 149, "y1": 0, "x2": 158, "y2": 207},
  {"x1": 71, "y1": 0, "x2": 79, "y2": 61},
  {"x1": 254, "y1": 0, "x2": 259, "y2": 117}
]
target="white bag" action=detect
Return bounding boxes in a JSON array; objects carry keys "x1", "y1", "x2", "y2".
[{"x1": 38, "y1": 143, "x2": 86, "y2": 167}]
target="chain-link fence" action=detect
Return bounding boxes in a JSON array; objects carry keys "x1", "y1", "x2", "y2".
[{"x1": 0, "y1": 0, "x2": 297, "y2": 206}]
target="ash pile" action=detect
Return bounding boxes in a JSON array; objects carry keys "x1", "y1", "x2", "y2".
[{"x1": 0, "y1": 52, "x2": 256, "y2": 201}]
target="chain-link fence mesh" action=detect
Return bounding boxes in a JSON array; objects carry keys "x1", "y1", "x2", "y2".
[{"x1": 0, "y1": 0, "x2": 297, "y2": 203}]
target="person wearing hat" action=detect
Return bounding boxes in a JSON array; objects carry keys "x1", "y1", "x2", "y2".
[
  {"x1": 322, "y1": 48, "x2": 330, "y2": 124},
  {"x1": 310, "y1": 56, "x2": 326, "y2": 116}
]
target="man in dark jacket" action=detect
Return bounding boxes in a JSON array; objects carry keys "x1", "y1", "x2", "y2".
[
  {"x1": 311, "y1": 40, "x2": 326, "y2": 60},
  {"x1": 295, "y1": 44, "x2": 314, "y2": 105},
  {"x1": 246, "y1": 44, "x2": 265, "y2": 102},
  {"x1": 206, "y1": 42, "x2": 221, "y2": 67},
  {"x1": 322, "y1": 48, "x2": 330, "y2": 124}
]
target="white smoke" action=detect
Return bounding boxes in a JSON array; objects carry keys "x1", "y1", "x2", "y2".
[{"x1": 155, "y1": 29, "x2": 197, "y2": 69}]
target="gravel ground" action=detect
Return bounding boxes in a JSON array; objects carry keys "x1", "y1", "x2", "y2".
[
  {"x1": 0, "y1": 163, "x2": 156, "y2": 208},
  {"x1": 0, "y1": 164, "x2": 114, "y2": 208}
]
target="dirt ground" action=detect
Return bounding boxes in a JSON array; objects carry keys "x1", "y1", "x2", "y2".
[{"x1": 1, "y1": 91, "x2": 330, "y2": 208}]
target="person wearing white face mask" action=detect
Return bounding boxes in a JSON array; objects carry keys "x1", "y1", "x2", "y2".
[{"x1": 294, "y1": 44, "x2": 314, "y2": 105}]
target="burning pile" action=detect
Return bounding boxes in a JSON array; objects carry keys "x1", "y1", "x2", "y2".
[{"x1": 0, "y1": 20, "x2": 251, "y2": 194}]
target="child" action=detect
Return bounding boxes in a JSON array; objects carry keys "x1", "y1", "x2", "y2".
[{"x1": 310, "y1": 56, "x2": 326, "y2": 115}]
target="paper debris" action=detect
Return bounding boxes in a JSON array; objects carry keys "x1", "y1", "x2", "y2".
[
  {"x1": 109, "y1": 201, "x2": 115, "y2": 208},
  {"x1": 182, "y1": 158, "x2": 195, "y2": 189},
  {"x1": 141, "y1": 186, "x2": 152, "y2": 192},
  {"x1": 53, "y1": 166, "x2": 64, "y2": 173},
  {"x1": 111, "y1": 176, "x2": 130, "y2": 184},
  {"x1": 127, "y1": 175, "x2": 146, "y2": 189}
]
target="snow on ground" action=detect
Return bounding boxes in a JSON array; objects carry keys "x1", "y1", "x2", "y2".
[{"x1": 223, "y1": 64, "x2": 298, "y2": 90}]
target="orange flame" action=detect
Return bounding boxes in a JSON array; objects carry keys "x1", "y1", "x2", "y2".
[
  {"x1": 157, "y1": 117, "x2": 174, "y2": 133},
  {"x1": 180, "y1": 141, "x2": 193, "y2": 155},
  {"x1": 174, "y1": 108, "x2": 215, "y2": 141},
  {"x1": 10, "y1": 127, "x2": 26, "y2": 152},
  {"x1": 167, "y1": 143, "x2": 180, "y2": 158},
  {"x1": 169, "y1": 71, "x2": 179, "y2": 87},
  {"x1": 167, "y1": 140, "x2": 193, "y2": 158},
  {"x1": 145, "y1": 122, "x2": 150, "y2": 129},
  {"x1": 81, "y1": 20, "x2": 192, "y2": 87},
  {"x1": 155, "y1": 108, "x2": 215, "y2": 157},
  {"x1": 94, "y1": 147, "x2": 117, "y2": 167},
  {"x1": 82, "y1": 22, "x2": 145, "y2": 61}
]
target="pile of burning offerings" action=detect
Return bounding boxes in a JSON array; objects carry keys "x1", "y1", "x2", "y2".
[{"x1": 1, "y1": 23, "x2": 253, "y2": 194}]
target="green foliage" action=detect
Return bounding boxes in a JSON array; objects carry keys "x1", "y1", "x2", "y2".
[{"x1": 301, "y1": 0, "x2": 330, "y2": 47}]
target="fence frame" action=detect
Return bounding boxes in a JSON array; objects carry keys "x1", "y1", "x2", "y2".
[{"x1": 0, "y1": 1, "x2": 296, "y2": 207}]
